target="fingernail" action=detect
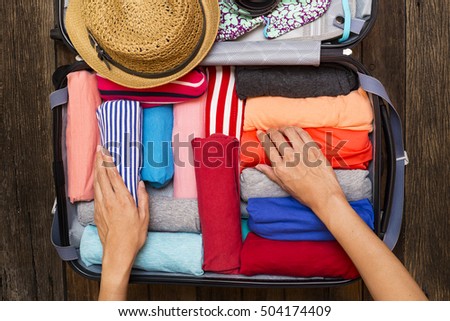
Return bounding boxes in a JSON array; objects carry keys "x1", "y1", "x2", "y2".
[
  {"x1": 255, "y1": 165, "x2": 263, "y2": 172},
  {"x1": 139, "y1": 181, "x2": 145, "y2": 189},
  {"x1": 97, "y1": 145, "x2": 102, "y2": 152}
]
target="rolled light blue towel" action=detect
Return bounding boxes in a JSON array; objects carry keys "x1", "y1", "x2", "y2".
[
  {"x1": 80, "y1": 225, "x2": 204, "y2": 276},
  {"x1": 141, "y1": 105, "x2": 174, "y2": 188},
  {"x1": 248, "y1": 197, "x2": 374, "y2": 241}
]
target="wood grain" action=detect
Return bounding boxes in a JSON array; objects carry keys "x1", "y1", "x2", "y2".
[
  {"x1": 1, "y1": 0, "x2": 64, "y2": 300},
  {"x1": 359, "y1": 0, "x2": 407, "y2": 300},
  {"x1": 404, "y1": 0, "x2": 450, "y2": 300},
  {"x1": 2, "y1": 0, "x2": 449, "y2": 301}
]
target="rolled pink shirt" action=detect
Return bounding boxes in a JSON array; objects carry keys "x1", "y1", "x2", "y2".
[
  {"x1": 66, "y1": 71, "x2": 101, "y2": 203},
  {"x1": 172, "y1": 93, "x2": 207, "y2": 198}
]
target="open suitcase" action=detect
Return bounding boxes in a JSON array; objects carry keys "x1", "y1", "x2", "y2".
[{"x1": 50, "y1": 0, "x2": 408, "y2": 287}]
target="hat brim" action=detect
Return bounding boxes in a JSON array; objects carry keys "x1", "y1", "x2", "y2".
[{"x1": 65, "y1": 0, "x2": 219, "y2": 89}]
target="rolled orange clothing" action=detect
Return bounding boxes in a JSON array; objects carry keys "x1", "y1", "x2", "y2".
[
  {"x1": 243, "y1": 87, "x2": 373, "y2": 132},
  {"x1": 240, "y1": 130, "x2": 271, "y2": 171},
  {"x1": 240, "y1": 128, "x2": 372, "y2": 170},
  {"x1": 66, "y1": 71, "x2": 101, "y2": 203}
]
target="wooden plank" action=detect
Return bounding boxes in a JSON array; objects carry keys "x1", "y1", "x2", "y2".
[
  {"x1": 404, "y1": 0, "x2": 450, "y2": 301},
  {"x1": 148, "y1": 285, "x2": 197, "y2": 301},
  {"x1": 242, "y1": 288, "x2": 284, "y2": 300},
  {"x1": 325, "y1": 282, "x2": 362, "y2": 301},
  {"x1": 284, "y1": 288, "x2": 326, "y2": 301},
  {"x1": 196, "y1": 287, "x2": 243, "y2": 301},
  {"x1": 358, "y1": 0, "x2": 407, "y2": 300},
  {"x1": 1, "y1": 0, "x2": 65, "y2": 300},
  {"x1": 65, "y1": 269, "x2": 99, "y2": 301}
]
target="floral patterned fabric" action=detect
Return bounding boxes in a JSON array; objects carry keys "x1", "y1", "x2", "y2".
[{"x1": 217, "y1": 0, "x2": 332, "y2": 41}]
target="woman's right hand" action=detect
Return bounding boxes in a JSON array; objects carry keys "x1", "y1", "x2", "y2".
[{"x1": 256, "y1": 127, "x2": 346, "y2": 223}]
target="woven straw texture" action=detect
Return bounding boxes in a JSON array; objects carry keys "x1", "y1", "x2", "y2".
[{"x1": 66, "y1": 0, "x2": 220, "y2": 88}]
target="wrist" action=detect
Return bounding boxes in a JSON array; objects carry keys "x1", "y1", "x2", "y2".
[
  {"x1": 102, "y1": 240, "x2": 137, "y2": 274},
  {"x1": 310, "y1": 192, "x2": 350, "y2": 228},
  {"x1": 99, "y1": 246, "x2": 135, "y2": 301}
]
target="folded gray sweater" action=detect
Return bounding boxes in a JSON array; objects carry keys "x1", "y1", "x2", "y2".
[
  {"x1": 77, "y1": 182, "x2": 200, "y2": 233},
  {"x1": 240, "y1": 168, "x2": 372, "y2": 202}
]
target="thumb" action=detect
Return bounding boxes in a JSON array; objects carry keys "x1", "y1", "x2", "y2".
[{"x1": 137, "y1": 181, "x2": 150, "y2": 225}]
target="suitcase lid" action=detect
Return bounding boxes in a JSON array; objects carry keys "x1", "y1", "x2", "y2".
[{"x1": 52, "y1": 0, "x2": 378, "y2": 66}]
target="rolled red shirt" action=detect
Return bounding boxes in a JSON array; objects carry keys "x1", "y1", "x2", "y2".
[{"x1": 192, "y1": 133, "x2": 242, "y2": 274}]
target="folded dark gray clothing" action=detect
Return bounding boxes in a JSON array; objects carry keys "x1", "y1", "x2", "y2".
[
  {"x1": 77, "y1": 196, "x2": 201, "y2": 233},
  {"x1": 240, "y1": 168, "x2": 372, "y2": 202},
  {"x1": 235, "y1": 64, "x2": 359, "y2": 100}
]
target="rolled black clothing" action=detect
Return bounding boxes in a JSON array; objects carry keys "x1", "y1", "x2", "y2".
[{"x1": 235, "y1": 64, "x2": 359, "y2": 100}]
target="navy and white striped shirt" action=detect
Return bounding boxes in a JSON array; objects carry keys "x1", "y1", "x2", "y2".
[{"x1": 96, "y1": 100, "x2": 142, "y2": 204}]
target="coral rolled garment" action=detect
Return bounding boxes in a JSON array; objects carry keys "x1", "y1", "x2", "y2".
[
  {"x1": 66, "y1": 71, "x2": 101, "y2": 203},
  {"x1": 192, "y1": 134, "x2": 242, "y2": 274},
  {"x1": 240, "y1": 233, "x2": 359, "y2": 279},
  {"x1": 243, "y1": 87, "x2": 373, "y2": 132},
  {"x1": 172, "y1": 94, "x2": 206, "y2": 198},
  {"x1": 240, "y1": 128, "x2": 373, "y2": 170}
]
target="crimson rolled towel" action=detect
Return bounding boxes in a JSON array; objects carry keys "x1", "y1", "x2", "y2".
[
  {"x1": 192, "y1": 133, "x2": 242, "y2": 274},
  {"x1": 240, "y1": 233, "x2": 359, "y2": 279}
]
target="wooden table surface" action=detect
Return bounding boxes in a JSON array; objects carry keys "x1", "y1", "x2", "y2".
[{"x1": 1, "y1": 1, "x2": 449, "y2": 300}]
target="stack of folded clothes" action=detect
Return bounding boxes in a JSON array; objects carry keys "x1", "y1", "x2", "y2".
[{"x1": 236, "y1": 65, "x2": 375, "y2": 278}]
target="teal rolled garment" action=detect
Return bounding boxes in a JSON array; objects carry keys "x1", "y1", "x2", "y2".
[
  {"x1": 80, "y1": 225, "x2": 204, "y2": 275},
  {"x1": 241, "y1": 218, "x2": 250, "y2": 240},
  {"x1": 141, "y1": 106, "x2": 174, "y2": 188}
]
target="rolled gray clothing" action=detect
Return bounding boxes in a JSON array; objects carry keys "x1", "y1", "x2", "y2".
[
  {"x1": 77, "y1": 201, "x2": 95, "y2": 227},
  {"x1": 235, "y1": 64, "x2": 359, "y2": 100},
  {"x1": 240, "y1": 168, "x2": 372, "y2": 202},
  {"x1": 241, "y1": 201, "x2": 249, "y2": 219},
  {"x1": 69, "y1": 215, "x2": 85, "y2": 248},
  {"x1": 76, "y1": 182, "x2": 177, "y2": 226},
  {"x1": 77, "y1": 196, "x2": 201, "y2": 233},
  {"x1": 149, "y1": 196, "x2": 200, "y2": 233}
]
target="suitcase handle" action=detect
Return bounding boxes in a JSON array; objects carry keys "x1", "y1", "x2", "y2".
[{"x1": 358, "y1": 73, "x2": 408, "y2": 250}]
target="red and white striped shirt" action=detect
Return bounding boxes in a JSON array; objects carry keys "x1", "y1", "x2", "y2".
[{"x1": 205, "y1": 66, "x2": 245, "y2": 140}]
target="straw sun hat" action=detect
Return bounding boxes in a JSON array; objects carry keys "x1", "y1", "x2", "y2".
[{"x1": 65, "y1": 0, "x2": 220, "y2": 88}]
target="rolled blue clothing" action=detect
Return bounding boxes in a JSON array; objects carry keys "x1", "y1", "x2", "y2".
[
  {"x1": 97, "y1": 100, "x2": 142, "y2": 203},
  {"x1": 248, "y1": 197, "x2": 374, "y2": 241},
  {"x1": 141, "y1": 106, "x2": 174, "y2": 188},
  {"x1": 80, "y1": 225, "x2": 204, "y2": 276}
]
